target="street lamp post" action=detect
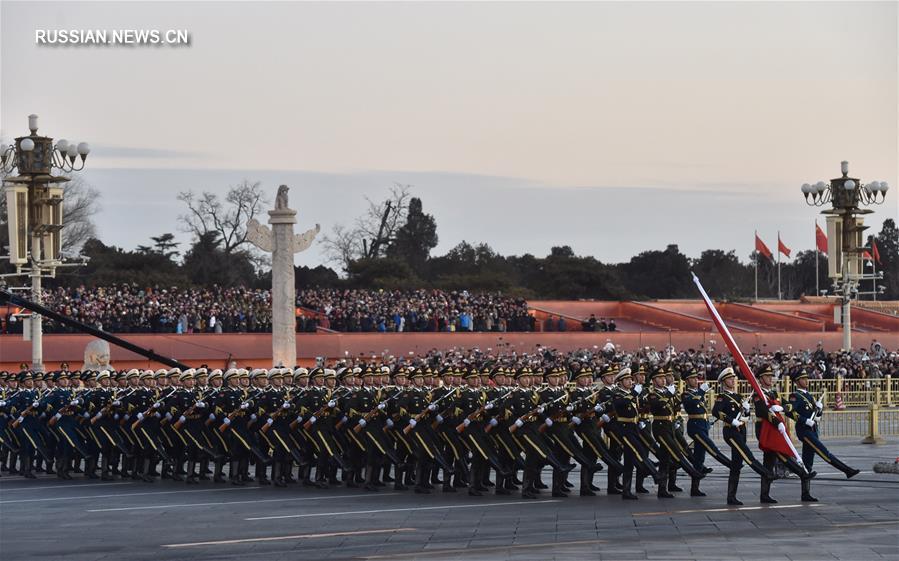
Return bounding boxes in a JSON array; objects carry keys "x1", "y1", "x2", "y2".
[
  {"x1": 2, "y1": 114, "x2": 90, "y2": 372},
  {"x1": 801, "y1": 161, "x2": 888, "y2": 351}
]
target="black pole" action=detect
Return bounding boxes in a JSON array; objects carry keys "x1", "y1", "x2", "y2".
[{"x1": 0, "y1": 289, "x2": 189, "y2": 369}]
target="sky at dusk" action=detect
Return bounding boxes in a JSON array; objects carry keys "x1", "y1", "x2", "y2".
[{"x1": 2, "y1": 1, "x2": 896, "y2": 267}]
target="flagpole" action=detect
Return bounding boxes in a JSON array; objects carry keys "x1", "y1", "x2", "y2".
[
  {"x1": 754, "y1": 231, "x2": 758, "y2": 301},
  {"x1": 873, "y1": 254, "x2": 877, "y2": 302},
  {"x1": 777, "y1": 231, "x2": 782, "y2": 300}
]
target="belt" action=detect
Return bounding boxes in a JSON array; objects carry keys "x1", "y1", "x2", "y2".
[
  {"x1": 616, "y1": 416, "x2": 637, "y2": 424},
  {"x1": 639, "y1": 415, "x2": 652, "y2": 420},
  {"x1": 688, "y1": 414, "x2": 708, "y2": 420},
  {"x1": 653, "y1": 415, "x2": 676, "y2": 421}
]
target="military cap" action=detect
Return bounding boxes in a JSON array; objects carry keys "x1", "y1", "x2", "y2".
[
  {"x1": 167, "y1": 367, "x2": 182, "y2": 377},
  {"x1": 224, "y1": 368, "x2": 240, "y2": 381},
  {"x1": 614, "y1": 367, "x2": 633, "y2": 383},
  {"x1": 717, "y1": 367, "x2": 736, "y2": 382},
  {"x1": 651, "y1": 367, "x2": 667, "y2": 380},
  {"x1": 0, "y1": 371, "x2": 7, "y2": 381},
  {"x1": 268, "y1": 368, "x2": 284, "y2": 380},
  {"x1": 757, "y1": 364, "x2": 775, "y2": 377},
  {"x1": 141, "y1": 370, "x2": 156, "y2": 380},
  {"x1": 310, "y1": 367, "x2": 325, "y2": 378},
  {"x1": 237, "y1": 368, "x2": 249, "y2": 379},
  {"x1": 250, "y1": 368, "x2": 268, "y2": 380},
  {"x1": 97, "y1": 370, "x2": 111, "y2": 381},
  {"x1": 293, "y1": 367, "x2": 310, "y2": 379},
  {"x1": 463, "y1": 368, "x2": 480, "y2": 379},
  {"x1": 323, "y1": 368, "x2": 337, "y2": 380},
  {"x1": 574, "y1": 367, "x2": 594, "y2": 380},
  {"x1": 208, "y1": 369, "x2": 224, "y2": 381},
  {"x1": 126, "y1": 368, "x2": 141, "y2": 379},
  {"x1": 33, "y1": 371, "x2": 45, "y2": 382},
  {"x1": 792, "y1": 369, "x2": 809, "y2": 381},
  {"x1": 179, "y1": 368, "x2": 196, "y2": 382},
  {"x1": 408, "y1": 367, "x2": 423, "y2": 379},
  {"x1": 195, "y1": 367, "x2": 208, "y2": 377},
  {"x1": 18, "y1": 371, "x2": 33, "y2": 382},
  {"x1": 352, "y1": 366, "x2": 363, "y2": 376},
  {"x1": 682, "y1": 368, "x2": 700, "y2": 380}
]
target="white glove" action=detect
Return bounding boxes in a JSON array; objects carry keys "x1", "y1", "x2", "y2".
[
  {"x1": 700, "y1": 382, "x2": 710, "y2": 392},
  {"x1": 769, "y1": 405, "x2": 784, "y2": 414},
  {"x1": 196, "y1": 402, "x2": 206, "y2": 408},
  {"x1": 489, "y1": 418, "x2": 498, "y2": 427},
  {"x1": 340, "y1": 416, "x2": 348, "y2": 423},
  {"x1": 153, "y1": 412, "x2": 161, "y2": 418},
  {"x1": 731, "y1": 418, "x2": 743, "y2": 427},
  {"x1": 179, "y1": 415, "x2": 187, "y2": 424},
  {"x1": 537, "y1": 406, "x2": 545, "y2": 414},
  {"x1": 32, "y1": 401, "x2": 40, "y2": 408},
  {"x1": 328, "y1": 400, "x2": 336, "y2": 408},
  {"x1": 123, "y1": 414, "x2": 131, "y2": 421},
  {"x1": 295, "y1": 416, "x2": 303, "y2": 424},
  {"x1": 154, "y1": 401, "x2": 162, "y2": 409},
  {"x1": 638, "y1": 421, "x2": 646, "y2": 429},
  {"x1": 250, "y1": 414, "x2": 257, "y2": 421},
  {"x1": 137, "y1": 413, "x2": 145, "y2": 421},
  {"x1": 463, "y1": 419, "x2": 471, "y2": 427},
  {"x1": 408, "y1": 419, "x2": 417, "y2": 428},
  {"x1": 805, "y1": 418, "x2": 815, "y2": 427},
  {"x1": 266, "y1": 418, "x2": 274, "y2": 426},
  {"x1": 16, "y1": 416, "x2": 24, "y2": 424},
  {"x1": 777, "y1": 422, "x2": 786, "y2": 433},
  {"x1": 357, "y1": 418, "x2": 366, "y2": 428},
  {"x1": 565, "y1": 405, "x2": 574, "y2": 412},
  {"x1": 282, "y1": 402, "x2": 291, "y2": 409},
  {"x1": 223, "y1": 417, "x2": 231, "y2": 426},
  {"x1": 485, "y1": 402, "x2": 494, "y2": 410},
  {"x1": 54, "y1": 413, "x2": 62, "y2": 420},
  {"x1": 208, "y1": 413, "x2": 216, "y2": 421},
  {"x1": 634, "y1": 384, "x2": 643, "y2": 394},
  {"x1": 0, "y1": 400, "x2": 5, "y2": 407},
  {"x1": 113, "y1": 400, "x2": 121, "y2": 406},
  {"x1": 427, "y1": 404, "x2": 437, "y2": 411},
  {"x1": 742, "y1": 400, "x2": 751, "y2": 413},
  {"x1": 594, "y1": 404, "x2": 604, "y2": 413},
  {"x1": 308, "y1": 415, "x2": 317, "y2": 425},
  {"x1": 514, "y1": 419, "x2": 524, "y2": 428},
  {"x1": 544, "y1": 418, "x2": 553, "y2": 427},
  {"x1": 600, "y1": 414, "x2": 611, "y2": 423},
  {"x1": 435, "y1": 414, "x2": 444, "y2": 424},
  {"x1": 386, "y1": 419, "x2": 394, "y2": 428},
  {"x1": 165, "y1": 412, "x2": 173, "y2": 421},
  {"x1": 93, "y1": 412, "x2": 103, "y2": 420},
  {"x1": 113, "y1": 414, "x2": 120, "y2": 421},
  {"x1": 71, "y1": 399, "x2": 81, "y2": 406},
  {"x1": 377, "y1": 403, "x2": 386, "y2": 411},
  {"x1": 667, "y1": 384, "x2": 677, "y2": 394},
  {"x1": 240, "y1": 402, "x2": 250, "y2": 410},
  {"x1": 82, "y1": 412, "x2": 90, "y2": 419},
  {"x1": 572, "y1": 416, "x2": 582, "y2": 425},
  {"x1": 815, "y1": 400, "x2": 823, "y2": 409}
]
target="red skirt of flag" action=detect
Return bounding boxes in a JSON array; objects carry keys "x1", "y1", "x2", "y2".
[{"x1": 758, "y1": 398, "x2": 793, "y2": 456}]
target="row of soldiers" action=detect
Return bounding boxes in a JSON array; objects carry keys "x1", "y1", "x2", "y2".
[{"x1": 0, "y1": 361, "x2": 858, "y2": 504}]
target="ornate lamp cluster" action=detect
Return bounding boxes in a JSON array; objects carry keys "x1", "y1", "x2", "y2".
[
  {"x1": 1, "y1": 114, "x2": 90, "y2": 175},
  {"x1": 801, "y1": 160, "x2": 889, "y2": 207}
]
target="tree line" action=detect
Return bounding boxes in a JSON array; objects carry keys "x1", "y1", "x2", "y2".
[{"x1": 2, "y1": 179, "x2": 896, "y2": 301}]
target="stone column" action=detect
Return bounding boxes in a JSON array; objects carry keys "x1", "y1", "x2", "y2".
[{"x1": 268, "y1": 207, "x2": 297, "y2": 368}]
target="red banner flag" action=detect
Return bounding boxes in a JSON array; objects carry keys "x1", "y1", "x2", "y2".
[
  {"x1": 777, "y1": 233, "x2": 791, "y2": 258},
  {"x1": 862, "y1": 250, "x2": 873, "y2": 261},
  {"x1": 755, "y1": 233, "x2": 773, "y2": 262},
  {"x1": 872, "y1": 239, "x2": 881, "y2": 265},
  {"x1": 691, "y1": 272, "x2": 802, "y2": 463},
  {"x1": 815, "y1": 222, "x2": 828, "y2": 253}
]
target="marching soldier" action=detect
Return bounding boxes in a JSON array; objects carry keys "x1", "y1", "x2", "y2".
[
  {"x1": 681, "y1": 368, "x2": 731, "y2": 496},
  {"x1": 609, "y1": 368, "x2": 660, "y2": 500},
  {"x1": 712, "y1": 367, "x2": 775, "y2": 505},
  {"x1": 788, "y1": 369, "x2": 859, "y2": 502}
]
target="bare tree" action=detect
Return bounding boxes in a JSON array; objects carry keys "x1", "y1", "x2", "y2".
[
  {"x1": 320, "y1": 183, "x2": 412, "y2": 271},
  {"x1": 177, "y1": 180, "x2": 267, "y2": 254}
]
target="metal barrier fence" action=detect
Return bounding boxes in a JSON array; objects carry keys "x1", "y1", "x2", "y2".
[
  {"x1": 690, "y1": 376, "x2": 897, "y2": 409},
  {"x1": 700, "y1": 406, "x2": 898, "y2": 444}
]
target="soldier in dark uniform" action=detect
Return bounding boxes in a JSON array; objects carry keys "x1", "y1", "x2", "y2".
[
  {"x1": 712, "y1": 367, "x2": 775, "y2": 505},
  {"x1": 682, "y1": 368, "x2": 731, "y2": 496},
  {"x1": 456, "y1": 368, "x2": 504, "y2": 496},
  {"x1": 10, "y1": 372, "x2": 44, "y2": 479},
  {"x1": 788, "y1": 369, "x2": 859, "y2": 502},
  {"x1": 633, "y1": 364, "x2": 656, "y2": 494},
  {"x1": 609, "y1": 368, "x2": 660, "y2": 500},
  {"x1": 597, "y1": 365, "x2": 623, "y2": 495},
  {"x1": 754, "y1": 365, "x2": 815, "y2": 504}
]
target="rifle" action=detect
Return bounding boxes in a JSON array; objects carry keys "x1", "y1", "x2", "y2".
[
  {"x1": 352, "y1": 389, "x2": 404, "y2": 434},
  {"x1": 403, "y1": 390, "x2": 454, "y2": 435},
  {"x1": 301, "y1": 387, "x2": 351, "y2": 431},
  {"x1": 92, "y1": 388, "x2": 134, "y2": 426},
  {"x1": 566, "y1": 389, "x2": 603, "y2": 429},
  {"x1": 456, "y1": 390, "x2": 513, "y2": 433},
  {"x1": 11, "y1": 402, "x2": 40, "y2": 429},
  {"x1": 48, "y1": 399, "x2": 81, "y2": 428},
  {"x1": 509, "y1": 391, "x2": 568, "y2": 434},
  {"x1": 131, "y1": 388, "x2": 177, "y2": 431}
]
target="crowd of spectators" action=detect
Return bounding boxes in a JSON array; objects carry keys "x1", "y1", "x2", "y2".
[
  {"x1": 3, "y1": 284, "x2": 273, "y2": 334},
  {"x1": 0, "y1": 285, "x2": 534, "y2": 335},
  {"x1": 297, "y1": 288, "x2": 534, "y2": 333},
  {"x1": 385, "y1": 340, "x2": 899, "y2": 381}
]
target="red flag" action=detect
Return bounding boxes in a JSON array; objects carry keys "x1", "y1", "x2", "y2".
[
  {"x1": 872, "y1": 239, "x2": 881, "y2": 265},
  {"x1": 691, "y1": 273, "x2": 803, "y2": 463},
  {"x1": 862, "y1": 250, "x2": 873, "y2": 261},
  {"x1": 815, "y1": 222, "x2": 828, "y2": 253},
  {"x1": 755, "y1": 233, "x2": 773, "y2": 262},
  {"x1": 777, "y1": 234, "x2": 791, "y2": 258},
  {"x1": 759, "y1": 398, "x2": 795, "y2": 456}
]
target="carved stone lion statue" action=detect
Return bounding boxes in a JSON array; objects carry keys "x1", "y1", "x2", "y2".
[
  {"x1": 275, "y1": 185, "x2": 290, "y2": 210},
  {"x1": 82, "y1": 339, "x2": 113, "y2": 371}
]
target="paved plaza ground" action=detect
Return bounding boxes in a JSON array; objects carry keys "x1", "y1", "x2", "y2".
[{"x1": 1, "y1": 439, "x2": 897, "y2": 561}]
